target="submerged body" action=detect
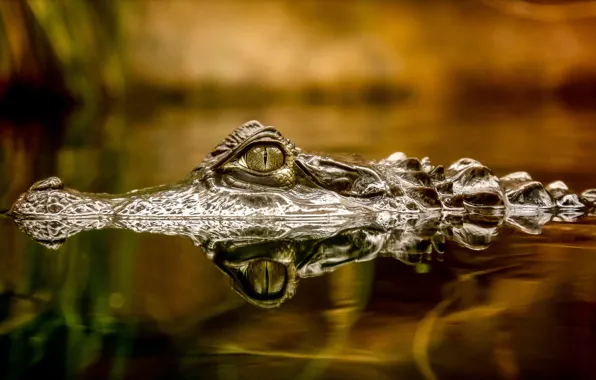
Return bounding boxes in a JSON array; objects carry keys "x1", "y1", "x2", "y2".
[{"x1": 9, "y1": 120, "x2": 596, "y2": 220}]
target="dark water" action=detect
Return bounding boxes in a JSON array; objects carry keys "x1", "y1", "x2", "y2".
[{"x1": 2, "y1": 104, "x2": 596, "y2": 380}]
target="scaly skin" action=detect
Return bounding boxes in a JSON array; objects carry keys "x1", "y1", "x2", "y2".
[
  {"x1": 8, "y1": 120, "x2": 596, "y2": 310},
  {"x1": 11, "y1": 209, "x2": 563, "y2": 307},
  {"x1": 9, "y1": 120, "x2": 596, "y2": 220}
]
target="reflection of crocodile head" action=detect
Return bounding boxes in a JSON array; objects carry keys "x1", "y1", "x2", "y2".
[
  {"x1": 10, "y1": 209, "x2": 570, "y2": 308},
  {"x1": 8, "y1": 120, "x2": 596, "y2": 220},
  {"x1": 184, "y1": 212, "x2": 564, "y2": 308}
]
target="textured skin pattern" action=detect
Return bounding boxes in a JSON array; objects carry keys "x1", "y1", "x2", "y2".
[
  {"x1": 9, "y1": 120, "x2": 596, "y2": 220},
  {"x1": 9, "y1": 120, "x2": 596, "y2": 309},
  {"x1": 14, "y1": 217, "x2": 112, "y2": 249},
  {"x1": 11, "y1": 188, "x2": 116, "y2": 216},
  {"x1": 12, "y1": 208, "x2": 562, "y2": 307}
]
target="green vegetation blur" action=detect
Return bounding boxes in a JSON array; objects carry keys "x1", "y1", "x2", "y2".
[
  {"x1": 2, "y1": 1, "x2": 596, "y2": 379},
  {"x1": 3, "y1": 1, "x2": 596, "y2": 111},
  {"x1": 0, "y1": 0, "x2": 125, "y2": 108}
]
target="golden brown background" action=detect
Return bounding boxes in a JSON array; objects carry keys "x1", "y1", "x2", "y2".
[{"x1": 1, "y1": 1, "x2": 596, "y2": 379}]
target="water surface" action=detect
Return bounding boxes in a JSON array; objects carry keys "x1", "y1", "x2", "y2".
[{"x1": 2, "y1": 104, "x2": 596, "y2": 379}]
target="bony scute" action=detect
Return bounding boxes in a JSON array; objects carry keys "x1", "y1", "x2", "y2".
[{"x1": 9, "y1": 120, "x2": 596, "y2": 219}]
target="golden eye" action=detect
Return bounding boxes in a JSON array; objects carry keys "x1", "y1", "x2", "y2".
[{"x1": 244, "y1": 144, "x2": 285, "y2": 172}]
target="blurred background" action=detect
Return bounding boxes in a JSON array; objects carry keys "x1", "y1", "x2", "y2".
[
  {"x1": 2, "y1": 1, "x2": 596, "y2": 379},
  {"x1": 2, "y1": 0, "x2": 596, "y2": 201}
]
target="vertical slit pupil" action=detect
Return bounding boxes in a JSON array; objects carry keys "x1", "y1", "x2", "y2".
[
  {"x1": 263, "y1": 147, "x2": 268, "y2": 168},
  {"x1": 265, "y1": 262, "x2": 270, "y2": 293}
]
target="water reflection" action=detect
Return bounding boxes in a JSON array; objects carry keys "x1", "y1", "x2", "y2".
[
  {"x1": 5, "y1": 211, "x2": 596, "y2": 379},
  {"x1": 9, "y1": 209, "x2": 582, "y2": 309},
  {"x1": 3, "y1": 105, "x2": 596, "y2": 379}
]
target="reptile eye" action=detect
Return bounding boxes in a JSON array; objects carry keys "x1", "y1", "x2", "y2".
[
  {"x1": 245, "y1": 260, "x2": 287, "y2": 297},
  {"x1": 244, "y1": 144, "x2": 285, "y2": 172}
]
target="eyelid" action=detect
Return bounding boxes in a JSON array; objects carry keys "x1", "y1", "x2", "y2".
[{"x1": 236, "y1": 155, "x2": 248, "y2": 168}]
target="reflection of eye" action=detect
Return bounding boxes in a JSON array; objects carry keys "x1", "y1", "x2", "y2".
[
  {"x1": 245, "y1": 260, "x2": 286, "y2": 296},
  {"x1": 244, "y1": 144, "x2": 285, "y2": 172}
]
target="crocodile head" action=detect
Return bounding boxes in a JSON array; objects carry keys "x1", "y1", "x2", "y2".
[
  {"x1": 172, "y1": 119, "x2": 444, "y2": 218},
  {"x1": 9, "y1": 120, "x2": 445, "y2": 219},
  {"x1": 9, "y1": 120, "x2": 595, "y2": 220}
]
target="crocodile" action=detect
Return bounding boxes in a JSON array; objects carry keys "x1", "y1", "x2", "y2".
[
  {"x1": 8, "y1": 120, "x2": 596, "y2": 222},
  {"x1": 8, "y1": 118, "x2": 596, "y2": 308}
]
